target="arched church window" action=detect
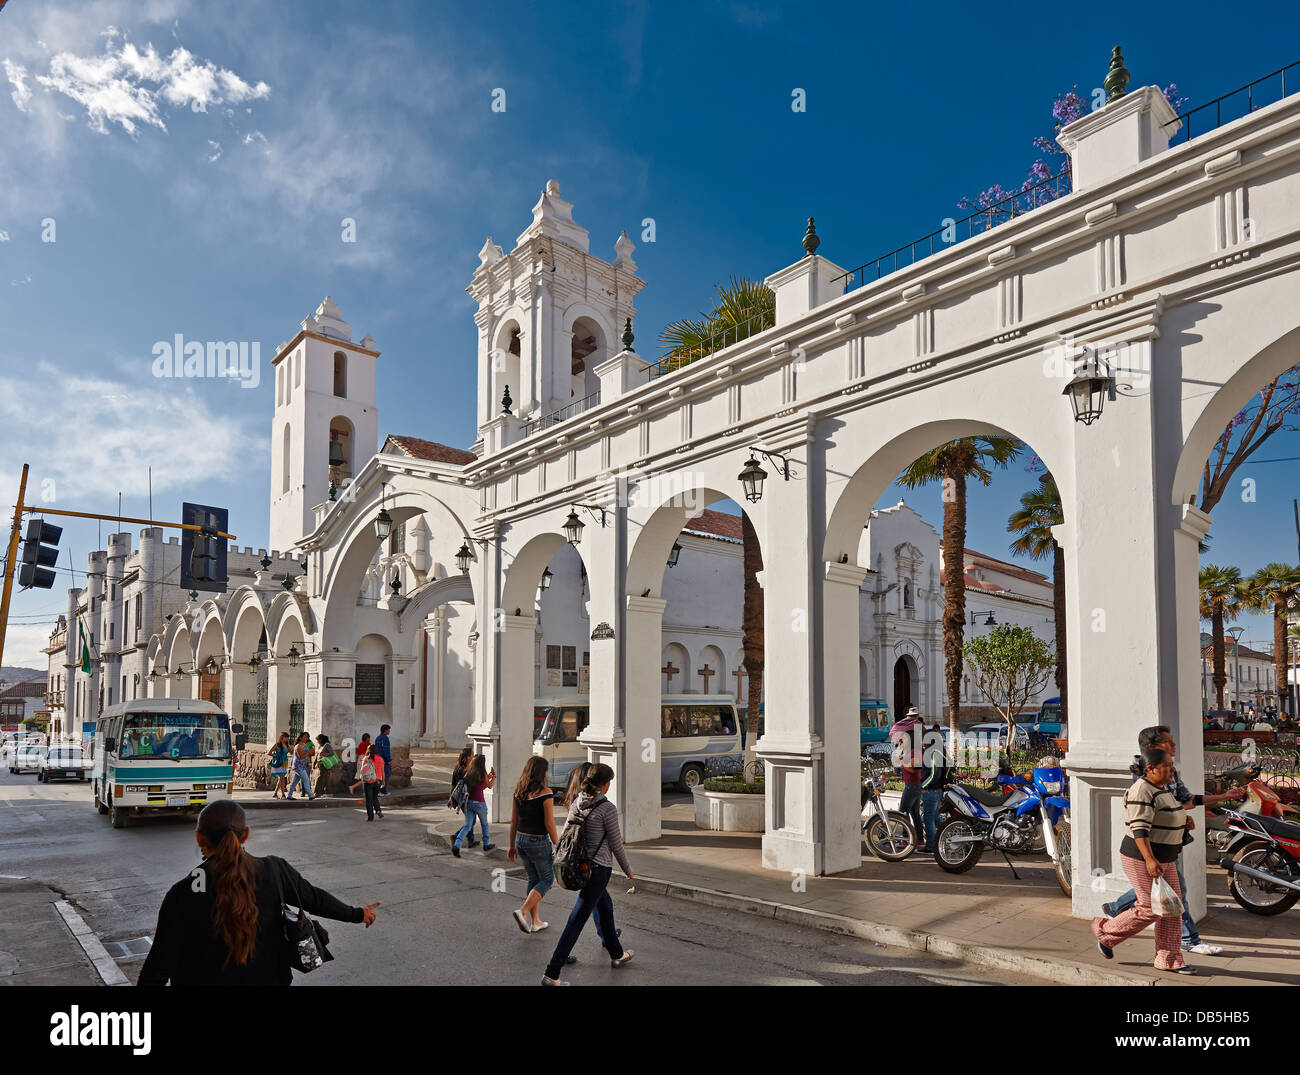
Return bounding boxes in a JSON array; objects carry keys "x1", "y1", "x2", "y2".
[
  {"x1": 333, "y1": 352, "x2": 347, "y2": 398},
  {"x1": 281, "y1": 424, "x2": 291, "y2": 494},
  {"x1": 903, "y1": 582, "x2": 913, "y2": 609}
]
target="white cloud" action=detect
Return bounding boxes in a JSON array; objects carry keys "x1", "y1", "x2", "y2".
[
  {"x1": 10, "y1": 274, "x2": 32, "y2": 286},
  {"x1": 206, "y1": 138, "x2": 221, "y2": 161},
  {"x1": 4, "y1": 59, "x2": 33, "y2": 111},
  {"x1": 0, "y1": 361, "x2": 261, "y2": 503},
  {"x1": 18, "y1": 35, "x2": 269, "y2": 136}
]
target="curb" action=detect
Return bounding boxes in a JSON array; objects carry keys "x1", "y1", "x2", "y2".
[
  {"x1": 239, "y1": 790, "x2": 447, "y2": 811},
  {"x1": 421, "y1": 822, "x2": 1160, "y2": 988},
  {"x1": 424, "y1": 819, "x2": 508, "y2": 855}
]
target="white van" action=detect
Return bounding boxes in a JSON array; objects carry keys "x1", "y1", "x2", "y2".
[
  {"x1": 92, "y1": 699, "x2": 234, "y2": 828},
  {"x1": 532, "y1": 694, "x2": 743, "y2": 792}
]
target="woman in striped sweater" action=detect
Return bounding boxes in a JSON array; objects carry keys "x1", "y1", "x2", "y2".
[{"x1": 1093, "y1": 746, "x2": 1196, "y2": 974}]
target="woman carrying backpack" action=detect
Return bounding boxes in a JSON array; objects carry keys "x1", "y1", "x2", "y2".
[
  {"x1": 451, "y1": 754, "x2": 495, "y2": 856},
  {"x1": 508, "y1": 756, "x2": 558, "y2": 932},
  {"x1": 449, "y1": 745, "x2": 478, "y2": 848},
  {"x1": 541, "y1": 763, "x2": 634, "y2": 985},
  {"x1": 267, "y1": 732, "x2": 290, "y2": 800},
  {"x1": 348, "y1": 742, "x2": 386, "y2": 821},
  {"x1": 138, "y1": 799, "x2": 380, "y2": 986}
]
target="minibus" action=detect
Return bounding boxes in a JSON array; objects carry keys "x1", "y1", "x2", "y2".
[
  {"x1": 533, "y1": 694, "x2": 742, "y2": 791},
  {"x1": 92, "y1": 699, "x2": 234, "y2": 828}
]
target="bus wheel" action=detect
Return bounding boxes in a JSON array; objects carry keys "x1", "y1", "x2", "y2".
[
  {"x1": 678, "y1": 764, "x2": 705, "y2": 792},
  {"x1": 95, "y1": 784, "x2": 108, "y2": 815},
  {"x1": 110, "y1": 799, "x2": 128, "y2": 829}
]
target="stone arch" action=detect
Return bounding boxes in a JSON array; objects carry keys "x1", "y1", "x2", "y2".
[
  {"x1": 224, "y1": 587, "x2": 268, "y2": 659},
  {"x1": 493, "y1": 313, "x2": 524, "y2": 414},
  {"x1": 266, "y1": 592, "x2": 313, "y2": 657},
  {"x1": 697, "y1": 644, "x2": 726, "y2": 696},
  {"x1": 566, "y1": 308, "x2": 611, "y2": 401},
  {"x1": 396, "y1": 573, "x2": 475, "y2": 659},
  {"x1": 501, "y1": 530, "x2": 590, "y2": 616},
  {"x1": 329, "y1": 414, "x2": 355, "y2": 481},
  {"x1": 662, "y1": 642, "x2": 691, "y2": 694}
]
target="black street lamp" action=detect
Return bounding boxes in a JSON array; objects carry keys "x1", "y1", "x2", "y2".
[
  {"x1": 456, "y1": 542, "x2": 473, "y2": 574},
  {"x1": 1063, "y1": 354, "x2": 1115, "y2": 425},
  {"x1": 667, "y1": 542, "x2": 682, "y2": 568},
  {"x1": 970, "y1": 610, "x2": 998, "y2": 627},
  {"x1": 287, "y1": 644, "x2": 300, "y2": 668},
  {"x1": 203, "y1": 656, "x2": 220, "y2": 676},
  {"x1": 738, "y1": 456, "x2": 766, "y2": 503},
  {"x1": 541, "y1": 566, "x2": 553, "y2": 590},
  {"x1": 564, "y1": 509, "x2": 584, "y2": 545}
]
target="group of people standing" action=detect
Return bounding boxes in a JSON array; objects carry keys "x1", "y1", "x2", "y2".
[
  {"x1": 266, "y1": 725, "x2": 393, "y2": 819},
  {"x1": 448, "y1": 749, "x2": 635, "y2": 985}
]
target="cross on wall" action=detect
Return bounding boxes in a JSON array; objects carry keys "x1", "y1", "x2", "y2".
[
  {"x1": 661, "y1": 661, "x2": 679, "y2": 691},
  {"x1": 698, "y1": 664, "x2": 715, "y2": 692}
]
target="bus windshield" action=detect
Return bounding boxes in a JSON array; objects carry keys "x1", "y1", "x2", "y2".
[
  {"x1": 536, "y1": 706, "x2": 587, "y2": 744},
  {"x1": 118, "y1": 712, "x2": 232, "y2": 760}
]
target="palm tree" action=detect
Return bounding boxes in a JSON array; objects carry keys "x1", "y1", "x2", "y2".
[
  {"x1": 1007, "y1": 473, "x2": 1066, "y2": 725},
  {"x1": 1243, "y1": 564, "x2": 1300, "y2": 719},
  {"x1": 1199, "y1": 564, "x2": 1245, "y2": 715},
  {"x1": 898, "y1": 437, "x2": 1023, "y2": 736},
  {"x1": 662, "y1": 278, "x2": 776, "y2": 760},
  {"x1": 659, "y1": 276, "x2": 775, "y2": 373}
]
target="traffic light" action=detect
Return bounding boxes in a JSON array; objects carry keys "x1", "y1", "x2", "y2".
[
  {"x1": 19, "y1": 518, "x2": 62, "y2": 589},
  {"x1": 180, "y1": 502, "x2": 228, "y2": 593}
]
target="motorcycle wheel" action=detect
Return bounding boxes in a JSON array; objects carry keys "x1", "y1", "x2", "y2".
[
  {"x1": 1228, "y1": 841, "x2": 1300, "y2": 915},
  {"x1": 1053, "y1": 818, "x2": 1072, "y2": 897},
  {"x1": 865, "y1": 811, "x2": 917, "y2": 861},
  {"x1": 934, "y1": 816, "x2": 984, "y2": 873}
]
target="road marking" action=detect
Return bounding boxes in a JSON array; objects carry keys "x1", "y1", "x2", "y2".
[
  {"x1": 53, "y1": 900, "x2": 130, "y2": 987},
  {"x1": 290, "y1": 819, "x2": 327, "y2": 825},
  {"x1": 0, "y1": 874, "x2": 28, "y2": 880}
]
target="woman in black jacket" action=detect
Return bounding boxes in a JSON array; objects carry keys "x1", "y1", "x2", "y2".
[{"x1": 138, "y1": 800, "x2": 380, "y2": 986}]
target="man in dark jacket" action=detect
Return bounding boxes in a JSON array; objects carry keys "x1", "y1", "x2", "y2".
[
  {"x1": 919, "y1": 723, "x2": 951, "y2": 852},
  {"x1": 375, "y1": 724, "x2": 392, "y2": 795}
]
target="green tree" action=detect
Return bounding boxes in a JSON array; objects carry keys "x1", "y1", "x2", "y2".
[
  {"x1": 963, "y1": 624, "x2": 1056, "y2": 746},
  {"x1": 1243, "y1": 563, "x2": 1300, "y2": 719},
  {"x1": 899, "y1": 437, "x2": 1022, "y2": 736},
  {"x1": 1199, "y1": 564, "x2": 1245, "y2": 715},
  {"x1": 1008, "y1": 473, "x2": 1066, "y2": 725}
]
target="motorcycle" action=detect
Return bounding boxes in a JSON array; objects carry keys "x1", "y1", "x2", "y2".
[
  {"x1": 1219, "y1": 805, "x2": 1300, "y2": 915},
  {"x1": 933, "y1": 761, "x2": 1072, "y2": 896},
  {"x1": 860, "y1": 757, "x2": 918, "y2": 861}
]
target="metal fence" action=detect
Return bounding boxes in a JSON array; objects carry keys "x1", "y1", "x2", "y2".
[
  {"x1": 241, "y1": 700, "x2": 267, "y2": 744},
  {"x1": 645, "y1": 313, "x2": 771, "y2": 380},
  {"x1": 1165, "y1": 60, "x2": 1300, "y2": 145},
  {"x1": 521, "y1": 390, "x2": 601, "y2": 437},
  {"x1": 288, "y1": 700, "x2": 304, "y2": 744}
]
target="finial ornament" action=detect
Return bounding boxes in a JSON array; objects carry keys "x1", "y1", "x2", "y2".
[
  {"x1": 622, "y1": 318, "x2": 635, "y2": 350},
  {"x1": 501, "y1": 385, "x2": 513, "y2": 415},
  {"x1": 1104, "y1": 46, "x2": 1130, "y2": 103},
  {"x1": 802, "y1": 217, "x2": 820, "y2": 256}
]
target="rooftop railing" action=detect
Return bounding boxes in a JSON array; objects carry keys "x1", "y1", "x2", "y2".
[
  {"x1": 833, "y1": 165, "x2": 1073, "y2": 295},
  {"x1": 1165, "y1": 60, "x2": 1300, "y2": 144},
  {"x1": 521, "y1": 390, "x2": 601, "y2": 438},
  {"x1": 644, "y1": 313, "x2": 772, "y2": 380}
]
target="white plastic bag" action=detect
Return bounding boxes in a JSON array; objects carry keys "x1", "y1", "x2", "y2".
[{"x1": 1151, "y1": 874, "x2": 1182, "y2": 917}]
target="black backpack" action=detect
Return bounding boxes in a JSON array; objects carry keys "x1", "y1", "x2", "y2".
[{"x1": 554, "y1": 797, "x2": 608, "y2": 890}]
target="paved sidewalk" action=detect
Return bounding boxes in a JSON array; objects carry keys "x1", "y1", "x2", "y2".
[
  {"x1": 427, "y1": 797, "x2": 1300, "y2": 987},
  {"x1": 235, "y1": 746, "x2": 454, "y2": 811},
  {"x1": 0, "y1": 879, "x2": 105, "y2": 986}
]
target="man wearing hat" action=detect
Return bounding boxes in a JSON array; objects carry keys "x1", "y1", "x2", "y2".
[{"x1": 892, "y1": 705, "x2": 925, "y2": 846}]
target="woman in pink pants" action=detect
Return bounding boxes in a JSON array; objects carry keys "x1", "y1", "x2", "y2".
[{"x1": 1093, "y1": 747, "x2": 1196, "y2": 974}]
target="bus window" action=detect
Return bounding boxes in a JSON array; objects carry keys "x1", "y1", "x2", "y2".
[
  {"x1": 662, "y1": 706, "x2": 689, "y2": 738},
  {"x1": 689, "y1": 706, "x2": 726, "y2": 736},
  {"x1": 533, "y1": 707, "x2": 550, "y2": 741},
  {"x1": 553, "y1": 708, "x2": 588, "y2": 743}
]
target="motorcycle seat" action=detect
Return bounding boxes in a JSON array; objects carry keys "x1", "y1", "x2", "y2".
[
  {"x1": 956, "y1": 783, "x2": 1007, "y2": 808},
  {"x1": 1249, "y1": 812, "x2": 1300, "y2": 843}
]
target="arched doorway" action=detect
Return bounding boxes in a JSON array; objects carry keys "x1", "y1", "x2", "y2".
[{"x1": 893, "y1": 656, "x2": 913, "y2": 717}]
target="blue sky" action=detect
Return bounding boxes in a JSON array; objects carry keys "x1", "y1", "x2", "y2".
[{"x1": 2, "y1": 0, "x2": 1298, "y2": 669}]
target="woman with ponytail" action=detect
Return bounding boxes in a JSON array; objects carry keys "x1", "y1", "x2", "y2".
[{"x1": 139, "y1": 799, "x2": 380, "y2": 986}]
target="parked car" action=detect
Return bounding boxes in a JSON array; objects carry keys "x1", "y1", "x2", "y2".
[
  {"x1": 38, "y1": 743, "x2": 91, "y2": 782},
  {"x1": 1, "y1": 731, "x2": 46, "y2": 766},
  {"x1": 11, "y1": 742, "x2": 47, "y2": 775}
]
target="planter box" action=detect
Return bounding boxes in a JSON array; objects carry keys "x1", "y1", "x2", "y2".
[{"x1": 692, "y1": 785, "x2": 765, "y2": 832}]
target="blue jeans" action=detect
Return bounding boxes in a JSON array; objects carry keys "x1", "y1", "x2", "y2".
[
  {"x1": 898, "y1": 783, "x2": 923, "y2": 842},
  {"x1": 544, "y1": 865, "x2": 623, "y2": 979},
  {"x1": 921, "y1": 788, "x2": 944, "y2": 850},
  {"x1": 1106, "y1": 853, "x2": 1197, "y2": 947},
  {"x1": 455, "y1": 801, "x2": 489, "y2": 849},
  {"x1": 288, "y1": 768, "x2": 313, "y2": 799},
  {"x1": 515, "y1": 833, "x2": 555, "y2": 898}
]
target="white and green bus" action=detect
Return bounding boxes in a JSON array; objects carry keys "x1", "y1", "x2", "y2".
[{"x1": 91, "y1": 700, "x2": 235, "y2": 829}]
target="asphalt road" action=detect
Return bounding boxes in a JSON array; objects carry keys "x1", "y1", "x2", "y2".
[{"x1": 0, "y1": 768, "x2": 1011, "y2": 986}]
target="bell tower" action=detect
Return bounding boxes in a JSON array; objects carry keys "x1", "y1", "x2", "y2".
[
  {"x1": 467, "y1": 180, "x2": 646, "y2": 452},
  {"x1": 269, "y1": 297, "x2": 380, "y2": 552}
]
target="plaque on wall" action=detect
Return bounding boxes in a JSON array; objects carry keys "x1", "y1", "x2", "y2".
[
  {"x1": 326, "y1": 676, "x2": 353, "y2": 689},
  {"x1": 307, "y1": 673, "x2": 319, "y2": 689},
  {"x1": 354, "y1": 664, "x2": 385, "y2": 705}
]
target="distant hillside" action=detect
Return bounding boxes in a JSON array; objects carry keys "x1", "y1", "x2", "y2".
[{"x1": 1, "y1": 667, "x2": 45, "y2": 685}]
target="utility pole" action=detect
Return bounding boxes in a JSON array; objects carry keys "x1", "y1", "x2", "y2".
[{"x1": 0, "y1": 464, "x2": 30, "y2": 673}]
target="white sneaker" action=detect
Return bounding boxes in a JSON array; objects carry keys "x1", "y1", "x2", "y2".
[{"x1": 1185, "y1": 942, "x2": 1223, "y2": 956}]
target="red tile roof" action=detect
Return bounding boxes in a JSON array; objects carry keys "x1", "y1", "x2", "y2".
[
  {"x1": 0, "y1": 678, "x2": 47, "y2": 698},
  {"x1": 384, "y1": 435, "x2": 477, "y2": 465},
  {"x1": 683, "y1": 509, "x2": 745, "y2": 542}
]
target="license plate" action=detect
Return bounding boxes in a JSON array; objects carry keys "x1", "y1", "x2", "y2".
[{"x1": 167, "y1": 794, "x2": 190, "y2": 807}]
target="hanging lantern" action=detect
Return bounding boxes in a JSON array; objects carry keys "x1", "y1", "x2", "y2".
[
  {"x1": 374, "y1": 507, "x2": 393, "y2": 541},
  {"x1": 563, "y1": 509, "x2": 584, "y2": 545},
  {"x1": 1063, "y1": 359, "x2": 1113, "y2": 425},
  {"x1": 287, "y1": 644, "x2": 300, "y2": 668},
  {"x1": 456, "y1": 542, "x2": 473, "y2": 574},
  {"x1": 738, "y1": 456, "x2": 767, "y2": 503},
  {"x1": 667, "y1": 542, "x2": 682, "y2": 568},
  {"x1": 204, "y1": 656, "x2": 219, "y2": 676},
  {"x1": 541, "y1": 566, "x2": 554, "y2": 590}
]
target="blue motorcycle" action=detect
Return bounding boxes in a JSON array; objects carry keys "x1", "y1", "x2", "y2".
[{"x1": 932, "y1": 763, "x2": 1073, "y2": 896}]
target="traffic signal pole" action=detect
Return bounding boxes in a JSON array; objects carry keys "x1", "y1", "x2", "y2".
[
  {"x1": 0, "y1": 463, "x2": 237, "y2": 675},
  {"x1": 0, "y1": 464, "x2": 31, "y2": 673}
]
